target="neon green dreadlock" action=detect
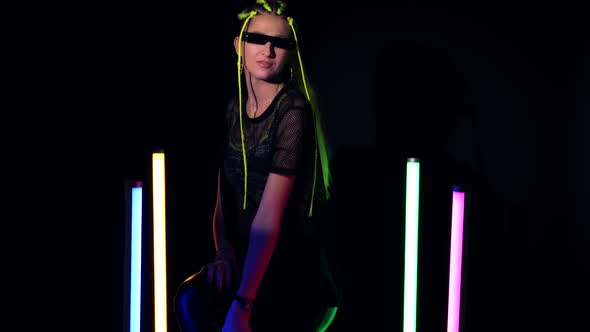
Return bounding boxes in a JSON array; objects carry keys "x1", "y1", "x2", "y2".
[
  {"x1": 236, "y1": 0, "x2": 332, "y2": 217},
  {"x1": 256, "y1": 0, "x2": 272, "y2": 13},
  {"x1": 236, "y1": 10, "x2": 257, "y2": 210}
]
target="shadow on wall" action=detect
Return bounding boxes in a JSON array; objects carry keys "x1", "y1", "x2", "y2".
[{"x1": 323, "y1": 39, "x2": 508, "y2": 331}]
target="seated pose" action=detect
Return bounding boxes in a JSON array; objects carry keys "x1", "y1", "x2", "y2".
[{"x1": 174, "y1": 1, "x2": 341, "y2": 331}]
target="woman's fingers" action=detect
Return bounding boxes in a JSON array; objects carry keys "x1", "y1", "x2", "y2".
[{"x1": 205, "y1": 260, "x2": 237, "y2": 292}]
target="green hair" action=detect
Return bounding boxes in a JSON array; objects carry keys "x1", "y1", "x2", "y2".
[{"x1": 236, "y1": 0, "x2": 332, "y2": 217}]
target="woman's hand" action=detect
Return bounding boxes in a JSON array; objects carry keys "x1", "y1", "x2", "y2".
[
  {"x1": 221, "y1": 300, "x2": 252, "y2": 332},
  {"x1": 203, "y1": 248, "x2": 240, "y2": 292}
]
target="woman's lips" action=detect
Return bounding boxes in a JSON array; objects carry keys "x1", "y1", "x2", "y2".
[{"x1": 257, "y1": 61, "x2": 272, "y2": 68}]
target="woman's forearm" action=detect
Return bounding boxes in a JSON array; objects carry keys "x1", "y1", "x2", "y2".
[
  {"x1": 236, "y1": 225, "x2": 280, "y2": 300},
  {"x1": 236, "y1": 173, "x2": 294, "y2": 301}
]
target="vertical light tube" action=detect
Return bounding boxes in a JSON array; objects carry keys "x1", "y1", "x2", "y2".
[
  {"x1": 403, "y1": 158, "x2": 420, "y2": 332},
  {"x1": 152, "y1": 151, "x2": 168, "y2": 332},
  {"x1": 130, "y1": 182, "x2": 142, "y2": 332},
  {"x1": 447, "y1": 187, "x2": 466, "y2": 332}
]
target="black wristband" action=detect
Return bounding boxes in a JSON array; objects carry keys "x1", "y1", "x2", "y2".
[{"x1": 234, "y1": 295, "x2": 254, "y2": 312}]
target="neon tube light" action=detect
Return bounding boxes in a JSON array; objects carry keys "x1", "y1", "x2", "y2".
[
  {"x1": 447, "y1": 186, "x2": 466, "y2": 332},
  {"x1": 130, "y1": 182, "x2": 142, "y2": 332},
  {"x1": 152, "y1": 151, "x2": 168, "y2": 332},
  {"x1": 403, "y1": 158, "x2": 420, "y2": 332}
]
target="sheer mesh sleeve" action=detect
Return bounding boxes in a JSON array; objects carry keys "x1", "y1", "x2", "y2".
[
  {"x1": 216, "y1": 98, "x2": 234, "y2": 169},
  {"x1": 271, "y1": 108, "x2": 306, "y2": 175}
]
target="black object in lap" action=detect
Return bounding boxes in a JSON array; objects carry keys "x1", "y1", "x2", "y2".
[{"x1": 174, "y1": 271, "x2": 234, "y2": 332}]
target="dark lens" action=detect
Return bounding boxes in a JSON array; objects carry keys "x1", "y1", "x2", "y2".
[
  {"x1": 243, "y1": 33, "x2": 295, "y2": 50},
  {"x1": 270, "y1": 36, "x2": 295, "y2": 50},
  {"x1": 243, "y1": 32, "x2": 267, "y2": 45}
]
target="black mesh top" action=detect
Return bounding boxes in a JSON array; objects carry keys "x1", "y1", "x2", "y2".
[{"x1": 219, "y1": 81, "x2": 340, "y2": 307}]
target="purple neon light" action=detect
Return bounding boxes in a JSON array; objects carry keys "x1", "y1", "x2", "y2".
[{"x1": 447, "y1": 190, "x2": 465, "y2": 332}]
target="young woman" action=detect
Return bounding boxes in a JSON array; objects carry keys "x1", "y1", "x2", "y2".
[{"x1": 174, "y1": 1, "x2": 341, "y2": 331}]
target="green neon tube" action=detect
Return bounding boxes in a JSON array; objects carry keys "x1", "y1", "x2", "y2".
[{"x1": 403, "y1": 158, "x2": 420, "y2": 332}]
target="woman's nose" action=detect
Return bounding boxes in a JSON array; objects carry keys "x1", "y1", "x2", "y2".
[{"x1": 262, "y1": 42, "x2": 275, "y2": 56}]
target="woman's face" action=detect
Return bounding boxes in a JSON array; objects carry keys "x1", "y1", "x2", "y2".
[{"x1": 237, "y1": 13, "x2": 292, "y2": 83}]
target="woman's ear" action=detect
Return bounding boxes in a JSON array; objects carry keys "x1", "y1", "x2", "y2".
[{"x1": 233, "y1": 37, "x2": 240, "y2": 56}]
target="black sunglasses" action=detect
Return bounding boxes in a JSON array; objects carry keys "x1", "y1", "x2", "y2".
[{"x1": 242, "y1": 32, "x2": 296, "y2": 50}]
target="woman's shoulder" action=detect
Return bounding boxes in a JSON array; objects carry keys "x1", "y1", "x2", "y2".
[
  {"x1": 277, "y1": 82, "x2": 310, "y2": 112},
  {"x1": 225, "y1": 95, "x2": 239, "y2": 112},
  {"x1": 222, "y1": 95, "x2": 241, "y2": 122}
]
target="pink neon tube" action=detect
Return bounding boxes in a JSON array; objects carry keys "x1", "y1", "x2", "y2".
[{"x1": 447, "y1": 190, "x2": 465, "y2": 332}]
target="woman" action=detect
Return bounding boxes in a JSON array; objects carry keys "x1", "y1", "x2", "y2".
[{"x1": 174, "y1": 1, "x2": 340, "y2": 331}]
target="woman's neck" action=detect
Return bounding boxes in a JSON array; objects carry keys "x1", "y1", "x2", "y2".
[{"x1": 245, "y1": 77, "x2": 284, "y2": 118}]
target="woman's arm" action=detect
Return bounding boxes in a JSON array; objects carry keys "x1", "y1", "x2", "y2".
[
  {"x1": 236, "y1": 172, "x2": 295, "y2": 301},
  {"x1": 208, "y1": 169, "x2": 238, "y2": 291},
  {"x1": 222, "y1": 173, "x2": 295, "y2": 331}
]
